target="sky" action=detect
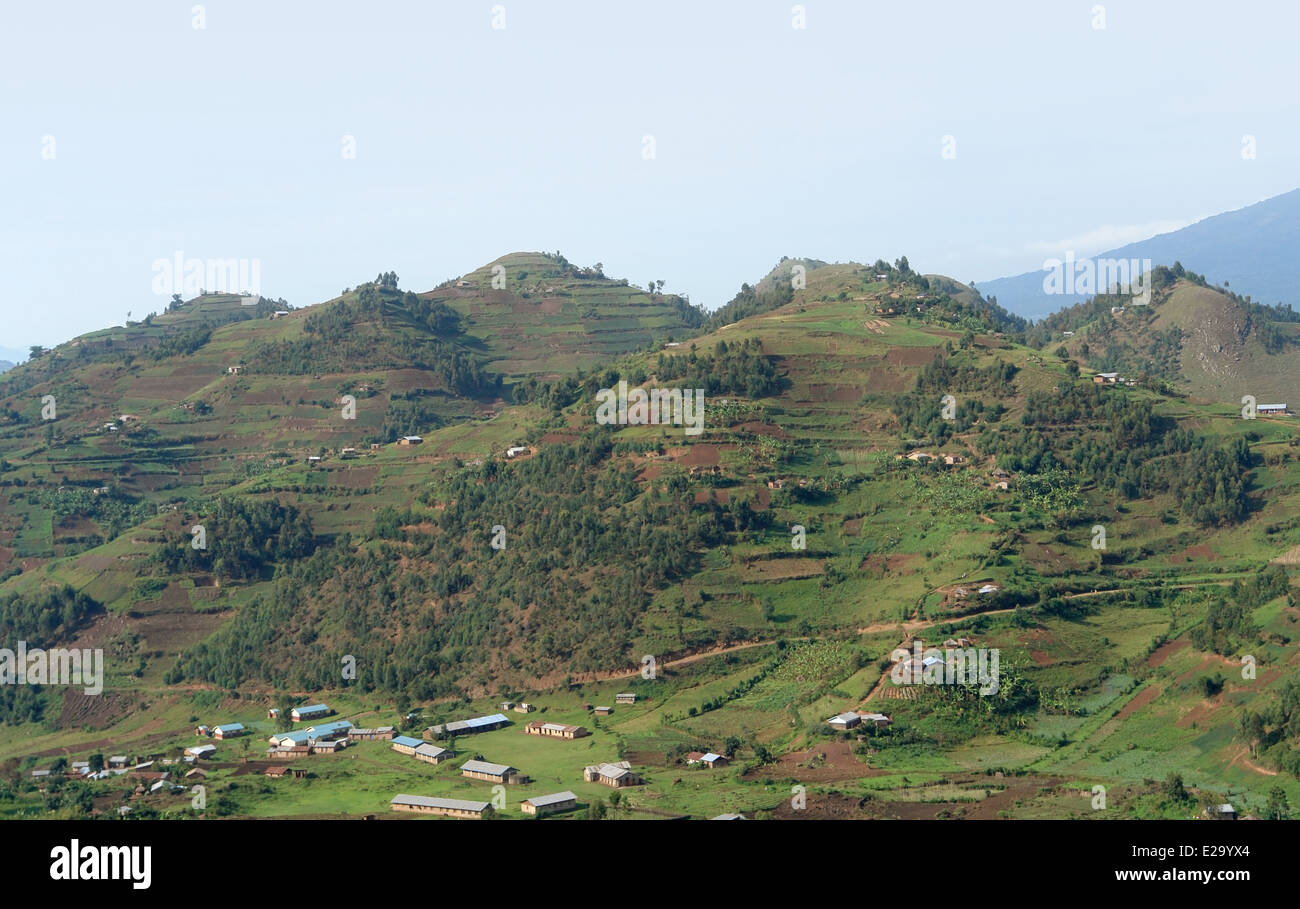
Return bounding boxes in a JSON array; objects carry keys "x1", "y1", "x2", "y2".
[{"x1": 3, "y1": 0, "x2": 1299, "y2": 354}]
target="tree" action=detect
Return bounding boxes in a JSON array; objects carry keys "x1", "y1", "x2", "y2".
[
  {"x1": 28, "y1": 345, "x2": 46, "y2": 359},
  {"x1": 1162, "y1": 772, "x2": 1190, "y2": 804},
  {"x1": 1265, "y1": 786, "x2": 1291, "y2": 820},
  {"x1": 585, "y1": 798, "x2": 606, "y2": 820}
]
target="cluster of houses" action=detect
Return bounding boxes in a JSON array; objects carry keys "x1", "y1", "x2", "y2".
[
  {"x1": 899, "y1": 452, "x2": 968, "y2": 466},
  {"x1": 266, "y1": 719, "x2": 355, "y2": 759},
  {"x1": 195, "y1": 722, "x2": 246, "y2": 740},
  {"x1": 1092, "y1": 372, "x2": 1137, "y2": 387},
  {"x1": 391, "y1": 735, "x2": 451, "y2": 765},
  {"x1": 389, "y1": 752, "x2": 646, "y2": 819}
]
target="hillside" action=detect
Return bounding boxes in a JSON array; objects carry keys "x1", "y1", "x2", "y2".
[
  {"x1": 981, "y1": 188, "x2": 1300, "y2": 320},
  {"x1": 2, "y1": 257, "x2": 1299, "y2": 821},
  {"x1": 1035, "y1": 266, "x2": 1300, "y2": 402}
]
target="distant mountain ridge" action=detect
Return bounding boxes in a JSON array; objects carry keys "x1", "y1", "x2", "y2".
[{"x1": 981, "y1": 188, "x2": 1300, "y2": 320}]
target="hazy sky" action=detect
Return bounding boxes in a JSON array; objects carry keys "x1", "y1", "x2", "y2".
[{"x1": 4, "y1": 0, "x2": 1298, "y2": 352}]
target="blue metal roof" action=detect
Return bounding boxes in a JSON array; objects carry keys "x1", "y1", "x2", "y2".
[
  {"x1": 213, "y1": 723, "x2": 244, "y2": 733},
  {"x1": 293, "y1": 703, "x2": 329, "y2": 714},
  {"x1": 464, "y1": 713, "x2": 509, "y2": 728},
  {"x1": 392, "y1": 735, "x2": 425, "y2": 748},
  {"x1": 308, "y1": 720, "x2": 353, "y2": 736}
]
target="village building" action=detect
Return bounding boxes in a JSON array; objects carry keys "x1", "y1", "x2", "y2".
[
  {"x1": 348, "y1": 726, "x2": 395, "y2": 741},
  {"x1": 427, "y1": 713, "x2": 511, "y2": 737},
  {"x1": 826, "y1": 712, "x2": 862, "y2": 731},
  {"x1": 212, "y1": 723, "x2": 245, "y2": 739},
  {"x1": 108, "y1": 755, "x2": 129, "y2": 769},
  {"x1": 1259, "y1": 403, "x2": 1289, "y2": 415},
  {"x1": 265, "y1": 745, "x2": 311, "y2": 760},
  {"x1": 615, "y1": 693, "x2": 637, "y2": 705},
  {"x1": 391, "y1": 735, "x2": 427, "y2": 756},
  {"x1": 311, "y1": 738, "x2": 347, "y2": 754},
  {"x1": 593, "y1": 706, "x2": 613, "y2": 716},
  {"x1": 390, "y1": 794, "x2": 492, "y2": 819},
  {"x1": 505, "y1": 445, "x2": 529, "y2": 458},
  {"x1": 267, "y1": 708, "x2": 280, "y2": 720},
  {"x1": 520, "y1": 791, "x2": 578, "y2": 816},
  {"x1": 460, "y1": 759, "x2": 523, "y2": 784},
  {"x1": 523, "y1": 721, "x2": 589, "y2": 740},
  {"x1": 397, "y1": 435, "x2": 423, "y2": 446},
  {"x1": 585, "y1": 761, "x2": 642, "y2": 787},
  {"x1": 858, "y1": 712, "x2": 892, "y2": 727},
  {"x1": 513, "y1": 702, "x2": 535, "y2": 714},
  {"x1": 413, "y1": 743, "x2": 450, "y2": 764},
  {"x1": 185, "y1": 744, "x2": 216, "y2": 758},
  {"x1": 290, "y1": 704, "x2": 331, "y2": 722}
]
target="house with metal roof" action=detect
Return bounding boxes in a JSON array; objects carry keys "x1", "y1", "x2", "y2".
[
  {"x1": 826, "y1": 711, "x2": 862, "y2": 730},
  {"x1": 413, "y1": 743, "x2": 450, "y2": 764},
  {"x1": 426, "y1": 713, "x2": 511, "y2": 737},
  {"x1": 348, "y1": 726, "x2": 395, "y2": 740},
  {"x1": 185, "y1": 744, "x2": 216, "y2": 758},
  {"x1": 212, "y1": 723, "x2": 246, "y2": 739},
  {"x1": 520, "y1": 790, "x2": 578, "y2": 816},
  {"x1": 391, "y1": 735, "x2": 427, "y2": 755},
  {"x1": 584, "y1": 761, "x2": 641, "y2": 787},
  {"x1": 523, "y1": 721, "x2": 589, "y2": 740},
  {"x1": 461, "y1": 759, "x2": 523, "y2": 784},
  {"x1": 390, "y1": 794, "x2": 492, "y2": 819},
  {"x1": 615, "y1": 693, "x2": 637, "y2": 705},
  {"x1": 307, "y1": 720, "x2": 353, "y2": 740},
  {"x1": 267, "y1": 719, "x2": 351, "y2": 747},
  {"x1": 290, "y1": 704, "x2": 331, "y2": 722}
]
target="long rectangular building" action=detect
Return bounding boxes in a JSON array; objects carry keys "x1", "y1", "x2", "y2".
[
  {"x1": 460, "y1": 759, "x2": 522, "y2": 784},
  {"x1": 426, "y1": 713, "x2": 511, "y2": 737},
  {"x1": 523, "y1": 721, "x2": 589, "y2": 740},
  {"x1": 521, "y1": 791, "x2": 578, "y2": 816},
  {"x1": 390, "y1": 794, "x2": 493, "y2": 819}
]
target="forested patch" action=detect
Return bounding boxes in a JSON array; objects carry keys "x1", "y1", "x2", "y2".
[
  {"x1": 167, "y1": 432, "x2": 767, "y2": 694},
  {"x1": 152, "y1": 497, "x2": 316, "y2": 582}
]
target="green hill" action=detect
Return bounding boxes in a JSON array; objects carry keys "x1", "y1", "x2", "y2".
[
  {"x1": 2, "y1": 256, "x2": 1299, "y2": 821},
  {"x1": 1036, "y1": 265, "x2": 1300, "y2": 402}
]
